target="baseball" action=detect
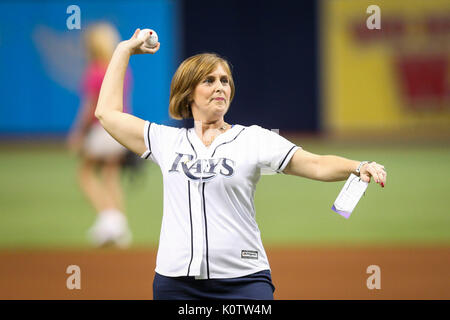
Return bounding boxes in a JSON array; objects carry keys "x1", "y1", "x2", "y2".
[{"x1": 137, "y1": 28, "x2": 158, "y2": 48}]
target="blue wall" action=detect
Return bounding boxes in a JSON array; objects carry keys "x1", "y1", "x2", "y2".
[
  {"x1": 0, "y1": 0, "x2": 318, "y2": 135},
  {"x1": 182, "y1": 0, "x2": 318, "y2": 131},
  {"x1": 0, "y1": 0, "x2": 181, "y2": 135}
]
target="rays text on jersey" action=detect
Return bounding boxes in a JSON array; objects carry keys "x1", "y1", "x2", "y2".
[{"x1": 169, "y1": 152, "x2": 235, "y2": 181}]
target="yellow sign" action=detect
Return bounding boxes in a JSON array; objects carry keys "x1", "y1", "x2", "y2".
[{"x1": 321, "y1": 0, "x2": 450, "y2": 138}]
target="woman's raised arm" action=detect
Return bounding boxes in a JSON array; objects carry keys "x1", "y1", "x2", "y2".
[{"x1": 95, "y1": 29, "x2": 160, "y2": 156}]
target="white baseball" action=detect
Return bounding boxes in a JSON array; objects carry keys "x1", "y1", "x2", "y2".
[{"x1": 137, "y1": 28, "x2": 158, "y2": 48}]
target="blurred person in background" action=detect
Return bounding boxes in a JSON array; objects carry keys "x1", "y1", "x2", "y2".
[{"x1": 67, "y1": 22, "x2": 133, "y2": 248}]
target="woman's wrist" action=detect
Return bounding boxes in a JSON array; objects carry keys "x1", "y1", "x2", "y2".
[
  {"x1": 355, "y1": 161, "x2": 371, "y2": 176},
  {"x1": 115, "y1": 41, "x2": 134, "y2": 57}
]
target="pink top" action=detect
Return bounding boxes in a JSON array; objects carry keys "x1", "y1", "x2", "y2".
[{"x1": 81, "y1": 61, "x2": 133, "y2": 125}]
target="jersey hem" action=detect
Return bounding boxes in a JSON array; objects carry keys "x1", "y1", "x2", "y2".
[{"x1": 155, "y1": 266, "x2": 271, "y2": 280}]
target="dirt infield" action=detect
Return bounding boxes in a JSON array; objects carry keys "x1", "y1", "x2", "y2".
[{"x1": 0, "y1": 246, "x2": 449, "y2": 300}]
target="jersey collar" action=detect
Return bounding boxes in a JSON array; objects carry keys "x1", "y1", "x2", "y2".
[{"x1": 188, "y1": 124, "x2": 243, "y2": 158}]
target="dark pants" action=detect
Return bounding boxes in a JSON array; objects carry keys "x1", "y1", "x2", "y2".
[{"x1": 153, "y1": 270, "x2": 275, "y2": 300}]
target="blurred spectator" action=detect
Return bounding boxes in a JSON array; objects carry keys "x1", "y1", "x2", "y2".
[{"x1": 67, "y1": 22, "x2": 133, "y2": 248}]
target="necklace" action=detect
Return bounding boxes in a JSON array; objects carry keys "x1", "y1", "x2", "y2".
[{"x1": 202, "y1": 123, "x2": 229, "y2": 146}]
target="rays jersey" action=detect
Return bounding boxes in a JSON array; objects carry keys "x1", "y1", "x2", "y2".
[{"x1": 140, "y1": 121, "x2": 301, "y2": 279}]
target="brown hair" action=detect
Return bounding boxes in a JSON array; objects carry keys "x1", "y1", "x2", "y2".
[{"x1": 169, "y1": 53, "x2": 235, "y2": 119}]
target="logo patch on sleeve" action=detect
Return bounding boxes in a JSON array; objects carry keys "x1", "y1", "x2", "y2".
[{"x1": 241, "y1": 250, "x2": 258, "y2": 260}]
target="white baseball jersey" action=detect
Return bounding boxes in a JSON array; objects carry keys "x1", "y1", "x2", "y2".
[{"x1": 140, "y1": 121, "x2": 301, "y2": 279}]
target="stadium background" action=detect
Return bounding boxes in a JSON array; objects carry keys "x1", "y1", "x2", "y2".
[{"x1": 0, "y1": 0, "x2": 449, "y2": 299}]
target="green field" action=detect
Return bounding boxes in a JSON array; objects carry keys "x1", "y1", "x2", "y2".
[{"x1": 1, "y1": 140, "x2": 449, "y2": 249}]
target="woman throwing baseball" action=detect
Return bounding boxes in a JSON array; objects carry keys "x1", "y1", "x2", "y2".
[{"x1": 95, "y1": 29, "x2": 387, "y2": 299}]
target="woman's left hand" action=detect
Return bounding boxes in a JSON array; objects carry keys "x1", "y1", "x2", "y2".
[{"x1": 359, "y1": 161, "x2": 387, "y2": 187}]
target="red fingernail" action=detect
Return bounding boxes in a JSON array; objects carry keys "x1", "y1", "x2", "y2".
[{"x1": 381, "y1": 183, "x2": 384, "y2": 187}]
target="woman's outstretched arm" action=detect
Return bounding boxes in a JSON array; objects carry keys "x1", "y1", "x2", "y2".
[{"x1": 283, "y1": 149, "x2": 387, "y2": 186}]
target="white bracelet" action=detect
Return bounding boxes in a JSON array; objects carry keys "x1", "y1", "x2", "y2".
[{"x1": 356, "y1": 161, "x2": 370, "y2": 176}]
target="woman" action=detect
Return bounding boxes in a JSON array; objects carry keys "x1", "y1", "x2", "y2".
[
  {"x1": 95, "y1": 29, "x2": 387, "y2": 299},
  {"x1": 67, "y1": 23, "x2": 132, "y2": 248}
]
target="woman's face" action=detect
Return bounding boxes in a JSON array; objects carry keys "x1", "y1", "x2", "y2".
[{"x1": 191, "y1": 64, "x2": 232, "y2": 122}]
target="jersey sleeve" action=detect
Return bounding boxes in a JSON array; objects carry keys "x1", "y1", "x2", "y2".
[
  {"x1": 254, "y1": 126, "x2": 301, "y2": 175},
  {"x1": 140, "y1": 121, "x2": 180, "y2": 166}
]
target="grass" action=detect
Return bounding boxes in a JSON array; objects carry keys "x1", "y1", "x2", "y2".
[{"x1": 0, "y1": 140, "x2": 449, "y2": 249}]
